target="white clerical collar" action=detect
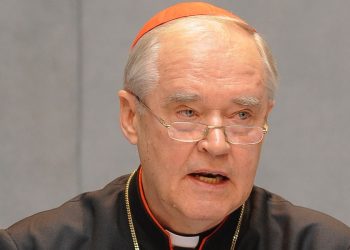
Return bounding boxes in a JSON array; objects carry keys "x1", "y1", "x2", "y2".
[{"x1": 166, "y1": 230, "x2": 200, "y2": 248}]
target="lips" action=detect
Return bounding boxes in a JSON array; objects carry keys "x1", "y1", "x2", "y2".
[{"x1": 189, "y1": 172, "x2": 228, "y2": 185}]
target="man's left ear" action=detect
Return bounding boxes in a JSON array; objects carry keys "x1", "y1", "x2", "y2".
[
  {"x1": 118, "y1": 90, "x2": 139, "y2": 145},
  {"x1": 265, "y1": 99, "x2": 275, "y2": 121}
]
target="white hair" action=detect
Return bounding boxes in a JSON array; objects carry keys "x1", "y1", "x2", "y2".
[{"x1": 124, "y1": 15, "x2": 278, "y2": 100}]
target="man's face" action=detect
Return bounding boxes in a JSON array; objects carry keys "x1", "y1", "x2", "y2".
[{"x1": 132, "y1": 27, "x2": 273, "y2": 233}]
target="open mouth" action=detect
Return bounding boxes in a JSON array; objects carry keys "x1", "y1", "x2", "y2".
[{"x1": 189, "y1": 172, "x2": 228, "y2": 185}]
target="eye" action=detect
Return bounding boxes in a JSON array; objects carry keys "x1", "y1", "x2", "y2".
[
  {"x1": 178, "y1": 109, "x2": 196, "y2": 118},
  {"x1": 237, "y1": 111, "x2": 251, "y2": 120}
]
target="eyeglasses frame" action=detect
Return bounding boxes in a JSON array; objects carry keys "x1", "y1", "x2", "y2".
[{"x1": 131, "y1": 93, "x2": 268, "y2": 145}]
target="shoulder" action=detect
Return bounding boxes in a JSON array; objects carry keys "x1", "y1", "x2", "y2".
[
  {"x1": 246, "y1": 186, "x2": 350, "y2": 249},
  {"x1": 0, "y1": 175, "x2": 129, "y2": 250}
]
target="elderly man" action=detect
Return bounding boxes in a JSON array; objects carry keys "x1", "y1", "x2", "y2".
[{"x1": 1, "y1": 2, "x2": 349, "y2": 250}]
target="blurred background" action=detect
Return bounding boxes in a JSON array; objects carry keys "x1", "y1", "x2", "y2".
[{"x1": 1, "y1": 0, "x2": 349, "y2": 228}]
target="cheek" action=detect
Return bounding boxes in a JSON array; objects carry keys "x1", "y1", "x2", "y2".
[
  {"x1": 231, "y1": 145, "x2": 261, "y2": 187},
  {"x1": 137, "y1": 119, "x2": 193, "y2": 178},
  {"x1": 140, "y1": 136, "x2": 196, "y2": 205}
]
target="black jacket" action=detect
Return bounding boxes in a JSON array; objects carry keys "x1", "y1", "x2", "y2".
[{"x1": 1, "y1": 170, "x2": 349, "y2": 249}]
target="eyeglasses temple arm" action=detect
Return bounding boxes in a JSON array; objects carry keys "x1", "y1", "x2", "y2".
[
  {"x1": 133, "y1": 93, "x2": 171, "y2": 128},
  {"x1": 263, "y1": 124, "x2": 269, "y2": 134}
]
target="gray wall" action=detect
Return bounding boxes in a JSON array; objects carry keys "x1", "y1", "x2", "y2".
[{"x1": 1, "y1": 0, "x2": 349, "y2": 228}]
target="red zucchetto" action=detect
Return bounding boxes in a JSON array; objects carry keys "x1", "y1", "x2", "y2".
[{"x1": 131, "y1": 2, "x2": 254, "y2": 48}]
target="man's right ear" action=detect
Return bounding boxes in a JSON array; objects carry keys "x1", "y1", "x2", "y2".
[{"x1": 118, "y1": 90, "x2": 138, "y2": 145}]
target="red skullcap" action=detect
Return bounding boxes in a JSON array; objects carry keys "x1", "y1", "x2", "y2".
[{"x1": 131, "y1": 2, "x2": 255, "y2": 48}]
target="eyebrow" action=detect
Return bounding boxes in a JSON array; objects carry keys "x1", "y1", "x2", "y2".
[
  {"x1": 162, "y1": 92, "x2": 201, "y2": 105},
  {"x1": 231, "y1": 96, "x2": 261, "y2": 107}
]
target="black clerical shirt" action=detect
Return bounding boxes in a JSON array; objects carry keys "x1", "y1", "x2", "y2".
[{"x1": 1, "y1": 169, "x2": 350, "y2": 249}]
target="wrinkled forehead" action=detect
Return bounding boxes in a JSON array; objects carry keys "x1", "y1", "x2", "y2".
[{"x1": 157, "y1": 22, "x2": 264, "y2": 91}]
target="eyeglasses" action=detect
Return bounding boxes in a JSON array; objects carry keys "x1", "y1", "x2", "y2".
[{"x1": 134, "y1": 95, "x2": 268, "y2": 145}]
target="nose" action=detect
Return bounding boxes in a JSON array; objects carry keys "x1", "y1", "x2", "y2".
[{"x1": 197, "y1": 126, "x2": 231, "y2": 157}]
